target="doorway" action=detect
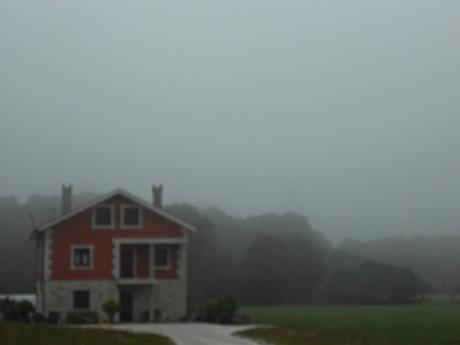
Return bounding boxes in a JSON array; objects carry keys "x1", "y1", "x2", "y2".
[
  {"x1": 120, "y1": 245, "x2": 135, "y2": 278},
  {"x1": 119, "y1": 291, "x2": 133, "y2": 322}
]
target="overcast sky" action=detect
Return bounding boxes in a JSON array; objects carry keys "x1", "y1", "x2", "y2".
[{"x1": 1, "y1": 0, "x2": 459, "y2": 241}]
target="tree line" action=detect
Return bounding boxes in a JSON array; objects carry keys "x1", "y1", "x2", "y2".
[
  {"x1": 167, "y1": 204, "x2": 431, "y2": 305},
  {"x1": 340, "y1": 236, "x2": 460, "y2": 292}
]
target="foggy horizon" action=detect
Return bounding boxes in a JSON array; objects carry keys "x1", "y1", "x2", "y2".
[{"x1": 1, "y1": 0, "x2": 459, "y2": 243}]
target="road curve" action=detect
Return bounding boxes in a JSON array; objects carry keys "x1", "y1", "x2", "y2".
[{"x1": 112, "y1": 323, "x2": 262, "y2": 345}]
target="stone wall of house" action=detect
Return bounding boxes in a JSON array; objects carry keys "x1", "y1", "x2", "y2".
[
  {"x1": 119, "y1": 285, "x2": 152, "y2": 322},
  {"x1": 40, "y1": 279, "x2": 186, "y2": 323},
  {"x1": 41, "y1": 280, "x2": 118, "y2": 322},
  {"x1": 154, "y1": 278, "x2": 186, "y2": 321}
]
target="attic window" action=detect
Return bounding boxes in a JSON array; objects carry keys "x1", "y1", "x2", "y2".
[
  {"x1": 121, "y1": 205, "x2": 142, "y2": 229},
  {"x1": 92, "y1": 205, "x2": 114, "y2": 229}
]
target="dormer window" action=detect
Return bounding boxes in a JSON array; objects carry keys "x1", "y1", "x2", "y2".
[
  {"x1": 92, "y1": 205, "x2": 114, "y2": 229},
  {"x1": 121, "y1": 205, "x2": 143, "y2": 229}
]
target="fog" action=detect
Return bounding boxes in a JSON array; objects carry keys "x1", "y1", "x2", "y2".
[{"x1": 1, "y1": 0, "x2": 459, "y2": 242}]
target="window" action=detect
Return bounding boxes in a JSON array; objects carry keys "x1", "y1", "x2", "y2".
[
  {"x1": 71, "y1": 245, "x2": 93, "y2": 270},
  {"x1": 154, "y1": 246, "x2": 171, "y2": 269},
  {"x1": 73, "y1": 290, "x2": 89, "y2": 309},
  {"x1": 121, "y1": 205, "x2": 142, "y2": 229},
  {"x1": 92, "y1": 205, "x2": 114, "y2": 228}
]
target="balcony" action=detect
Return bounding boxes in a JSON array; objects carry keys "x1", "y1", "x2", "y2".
[{"x1": 112, "y1": 238, "x2": 186, "y2": 284}]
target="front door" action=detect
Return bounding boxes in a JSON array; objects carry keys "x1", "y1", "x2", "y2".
[{"x1": 120, "y1": 291, "x2": 133, "y2": 322}]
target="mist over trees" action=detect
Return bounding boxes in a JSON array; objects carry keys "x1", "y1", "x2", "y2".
[
  {"x1": 340, "y1": 236, "x2": 460, "y2": 292},
  {"x1": 0, "y1": 193, "x2": 439, "y2": 304},
  {"x1": 0, "y1": 193, "x2": 97, "y2": 293}
]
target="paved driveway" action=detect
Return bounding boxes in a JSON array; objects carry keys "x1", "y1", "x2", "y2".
[{"x1": 112, "y1": 323, "x2": 262, "y2": 345}]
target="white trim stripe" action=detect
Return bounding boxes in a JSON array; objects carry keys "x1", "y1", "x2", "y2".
[{"x1": 112, "y1": 237, "x2": 187, "y2": 245}]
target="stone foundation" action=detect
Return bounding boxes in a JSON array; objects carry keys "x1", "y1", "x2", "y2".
[{"x1": 38, "y1": 279, "x2": 186, "y2": 323}]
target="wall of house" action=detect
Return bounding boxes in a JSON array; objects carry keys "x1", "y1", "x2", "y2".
[
  {"x1": 154, "y1": 278, "x2": 186, "y2": 321},
  {"x1": 119, "y1": 285, "x2": 152, "y2": 322},
  {"x1": 40, "y1": 280, "x2": 118, "y2": 322},
  {"x1": 40, "y1": 278, "x2": 186, "y2": 322},
  {"x1": 50, "y1": 195, "x2": 182, "y2": 280}
]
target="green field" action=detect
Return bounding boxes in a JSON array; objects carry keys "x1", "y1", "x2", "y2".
[
  {"x1": 240, "y1": 303, "x2": 460, "y2": 345},
  {"x1": 0, "y1": 322, "x2": 172, "y2": 345}
]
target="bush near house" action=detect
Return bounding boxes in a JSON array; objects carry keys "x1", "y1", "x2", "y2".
[
  {"x1": 0, "y1": 298, "x2": 17, "y2": 321},
  {"x1": 102, "y1": 299, "x2": 120, "y2": 323},
  {"x1": 0, "y1": 298, "x2": 34, "y2": 323},
  {"x1": 15, "y1": 300, "x2": 35, "y2": 323},
  {"x1": 199, "y1": 295, "x2": 239, "y2": 324}
]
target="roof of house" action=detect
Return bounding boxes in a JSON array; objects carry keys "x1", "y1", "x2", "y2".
[{"x1": 34, "y1": 188, "x2": 196, "y2": 232}]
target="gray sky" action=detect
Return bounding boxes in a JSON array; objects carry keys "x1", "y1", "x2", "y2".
[{"x1": 1, "y1": 0, "x2": 459, "y2": 241}]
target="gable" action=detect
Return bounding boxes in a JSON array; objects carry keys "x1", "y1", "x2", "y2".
[{"x1": 35, "y1": 188, "x2": 195, "y2": 233}]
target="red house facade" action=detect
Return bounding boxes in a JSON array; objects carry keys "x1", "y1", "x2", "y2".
[{"x1": 33, "y1": 185, "x2": 194, "y2": 322}]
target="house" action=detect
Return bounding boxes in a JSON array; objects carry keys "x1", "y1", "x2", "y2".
[{"x1": 32, "y1": 185, "x2": 195, "y2": 323}]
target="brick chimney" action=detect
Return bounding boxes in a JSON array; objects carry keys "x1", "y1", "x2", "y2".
[
  {"x1": 152, "y1": 184, "x2": 163, "y2": 208},
  {"x1": 61, "y1": 184, "x2": 72, "y2": 215}
]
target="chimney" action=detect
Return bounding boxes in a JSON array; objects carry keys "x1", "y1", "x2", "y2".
[
  {"x1": 61, "y1": 184, "x2": 72, "y2": 215},
  {"x1": 152, "y1": 184, "x2": 163, "y2": 208}
]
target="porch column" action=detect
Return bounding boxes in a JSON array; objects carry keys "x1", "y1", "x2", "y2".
[
  {"x1": 180, "y1": 244, "x2": 188, "y2": 317},
  {"x1": 149, "y1": 244, "x2": 155, "y2": 322},
  {"x1": 112, "y1": 241, "x2": 120, "y2": 278},
  {"x1": 149, "y1": 244, "x2": 156, "y2": 278},
  {"x1": 149, "y1": 285, "x2": 155, "y2": 322}
]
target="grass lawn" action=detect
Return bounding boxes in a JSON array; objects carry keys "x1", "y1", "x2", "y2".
[
  {"x1": 0, "y1": 322, "x2": 173, "y2": 345},
  {"x1": 239, "y1": 303, "x2": 460, "y2": 345}
]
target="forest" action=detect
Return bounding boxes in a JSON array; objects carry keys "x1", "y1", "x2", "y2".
[{"x1": 1, "y1": 193, "x2": 455, "y2": 305}]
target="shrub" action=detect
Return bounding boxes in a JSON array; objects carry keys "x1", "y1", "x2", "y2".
[
  {"x1": 102, "y1": 299, "x2": 120, "y2": 323},
  {"x1": 203, "y1": 295, "x2": 239, "y2": 324},
  {"x1": 15, "y1": 300, "x2": 35, "y2": 323},
  {"x1": 0, "y1": 298, "x2": 35, "y2": 323},
  {"x1": 204, "y1": 300, "x2": 219, "y2": 323},
  {"x1": 0, "y1": 298, "x2": 17, "y2": 321},
  {"x1": 218, "y1": 295, "x2": 238, "y2": 324}
]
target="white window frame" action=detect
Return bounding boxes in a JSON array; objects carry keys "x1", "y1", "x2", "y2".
[
  {"x1": 92, "y1": 204, "x2": 115, "y2": 229},
  {"x1": 154, "y1": 246, "x2": 171, "y2": 270},
  {"x1": 120, "y1": 204, "x2": 143, "y2": 229},
  {"x1": 70, "y1": 244, "x2": 94, "y2": 270}
]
